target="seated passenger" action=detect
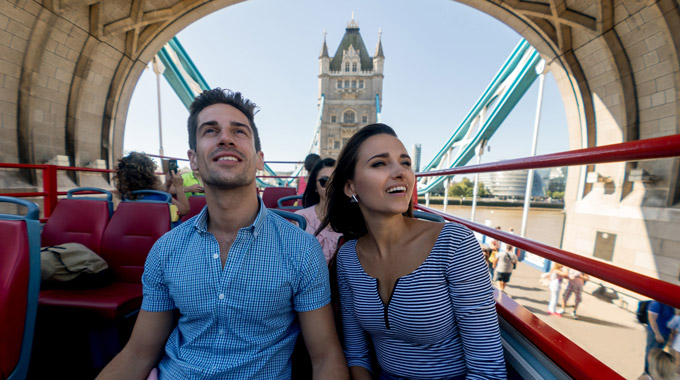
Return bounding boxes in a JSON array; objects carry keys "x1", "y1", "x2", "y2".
[
  {"x1": 97, "y1": 89, "x2": 347, "y2": 379},
  {"x1": 295, "y1": 158, "x2": 342, "y2": 264},
  {"x1": 113, "y1": 152, "x2": 190, "y2": 220},
  {"x1": 298, "y1": 153, "x2": 321, "y2": 195},
  {"x1": 320, "y1": 124, "x2": 506, "y2": 379}
]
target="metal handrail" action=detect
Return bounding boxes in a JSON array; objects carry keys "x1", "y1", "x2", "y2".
[{"x1": 416, "y1": 134, "x2": 680, "y2": 177}]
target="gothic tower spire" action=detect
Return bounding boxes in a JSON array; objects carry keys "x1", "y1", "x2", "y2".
[{"x1": 317, "y1": 15, "x2": 385, "y2": 158}]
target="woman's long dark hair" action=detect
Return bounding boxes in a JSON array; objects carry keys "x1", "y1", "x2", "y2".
[
  {"x1": 301, "y1": 158, "x2": 336, "y2": 208},
  {"x1": 318, "y1": 123, "x2": 413, "y2": 240}
]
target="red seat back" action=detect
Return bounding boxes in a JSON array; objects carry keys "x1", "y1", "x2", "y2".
[
  {"x1": 41, "y1": 198, "x2": 110, "y2": 253},
  {"x1": 100, "y1": 202, "x2": 171, "y2": 283},
  {"x1": 181, "y1": 196, "x2": 207, "y2": 222},
  {"x1": 0, "y1": 219, "x2": 30, "y2": 379},
  {"x1": 262, "y1": 187, "x2": 297, "y2": 208}
]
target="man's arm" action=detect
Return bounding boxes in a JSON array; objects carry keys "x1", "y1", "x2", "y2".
[
  {"x1": 299, "y1": 304, "x2": 349, "y2": 380},
  {"x1": 96, "y1": 310, "x2": 175, "y2": 380},
  {"x1": 647, "y1": 311, "x2": 665, "y2": 343}
]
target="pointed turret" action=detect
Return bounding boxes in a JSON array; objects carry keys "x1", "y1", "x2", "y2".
[
  {"x1": 375, "y1": 28, "x2": 384, "y2": 58},
  {"x1": 373, "y1": 28, "x2": 385, "y2": 74},
  {"x1": 319, "y1": 29, "x2": 329, "y2": 58}
]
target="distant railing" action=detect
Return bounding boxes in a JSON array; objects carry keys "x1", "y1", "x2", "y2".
[{"x1": 415, "y1": 133, "x2": 680, "y2": 310}]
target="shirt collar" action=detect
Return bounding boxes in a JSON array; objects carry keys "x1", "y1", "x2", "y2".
[{"x1": 193, "y1": 196, "x2": 268, "y2": 236}]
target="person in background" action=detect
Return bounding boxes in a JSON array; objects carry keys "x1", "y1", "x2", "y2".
[
  {"x1": 181, "y1": 169, "x2": 204, "y2": 197},
  {"x1": 493, "y1": 243, "x2": 517, "y2": 293},
  {"x1": 490, "y1": 225, "x2": 502, "y2": 252},
  {"x1": 667, "y1": 310, "x2": 680, "y2": 374},
  {"x1": 546, "y1": 263, "x2": 568, "y2": 316},
  {"x1": 98, "y1": 89, "x2": 347, "y2": 379},
  {"x1": 643, "y1": 301, "x2": 676, "y2": 374},
  {"x1": 298, "y1": 153, "x2": 321, "y2": 195},
  {"x1": 559, "y1": 268, "x2": 589, "y2": 319},
  {"x1": 637, "y1": 348, "x2": 677, "y2": 380},
  {"x1": 113, "y1": 152, "x2": 190, "y2": 220},
  {"x1": 295, "y1": 158, "x2": 341, "y2": 264},
  {"x1": 322, "y1": 123, "x2": 506, "y2": 379}
]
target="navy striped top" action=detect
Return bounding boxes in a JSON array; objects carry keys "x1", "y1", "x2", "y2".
[{"x1": 337, "y1": 222, "x2": 506, "y2": 379}]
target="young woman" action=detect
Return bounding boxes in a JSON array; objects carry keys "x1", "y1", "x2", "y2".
[
  {"x1": 295, "y1": 158, "x2": 342, "y2": 263},
  {"x1": 546, "y1": 263, "x2": 569, "y2": 316},
  {"x1": 321, "y1": 124, "x2": 506, "y2": 379}
]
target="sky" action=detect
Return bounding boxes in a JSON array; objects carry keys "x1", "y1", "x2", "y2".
[{"x1": 124, "y1": 0, "x2": 569, "y2": 176}]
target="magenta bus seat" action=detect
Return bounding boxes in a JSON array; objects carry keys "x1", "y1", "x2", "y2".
[
  {"x1": 181, "y1": 195, "x2": 206, "y2": 222},
  {"x1": 38, "y1": 201, "x2": 171, "y2": 320},
  {"x1": 41, "y1": 187, "x2": 113, "y2": 253},
  {"x1": 262, "y1": 187, "x2": 297, "y2": 209},
  {"x1": 0, "y1": 197, "x2": 40, "y2": 380}
]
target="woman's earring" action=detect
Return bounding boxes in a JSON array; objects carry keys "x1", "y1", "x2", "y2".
[{"x1": 350, "y1": 194, "x2": 359, "y2": 203}]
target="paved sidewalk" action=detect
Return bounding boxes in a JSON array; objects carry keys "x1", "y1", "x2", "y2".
[{"x1": 501, "y1": 262, "x2": 647, "y2": 379}]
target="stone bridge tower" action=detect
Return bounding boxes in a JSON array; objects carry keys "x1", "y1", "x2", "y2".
[{"x1": 317, "y1": 15, "x2": 384, "y2": 158}]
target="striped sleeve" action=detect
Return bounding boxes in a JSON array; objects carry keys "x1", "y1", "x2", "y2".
[
  {"x1": 445, "y1": 225, "x2": 506, "y2": 380},
  {"x1": 337, "y1": 248, "x2": 372, "y2": 372}
]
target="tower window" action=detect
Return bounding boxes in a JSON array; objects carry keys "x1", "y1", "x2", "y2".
[
  {"x1": 362, "y1": 115, "x2": 368, "y2": 123},
  {"x1": 344, "y1": 80, "x2": 349, "y2": 88},
  {"x1": 337, "y1": 80, "x2": 342, "y2": 89},
  {"x1": 359, "y1": 80, "x2": 364, "y2": 88},
  {"x1": 351, "y1": 80, "x2": 357, "y2": 88},
  {"x1": 334, "y1": 140, "x2": 341, "y2": 149},
  {"x1": 345, "y1": 62, "x2": 350, "y2": 72},
  {"x1": 331, "y1": 115, "x2": 337, "y2": 123},
  {"x1": 343, "y1": 110, "x2": 355, "y2": 123},
  {"x1": 352, "y1": 62, "x2": 357, "y2": 72}
]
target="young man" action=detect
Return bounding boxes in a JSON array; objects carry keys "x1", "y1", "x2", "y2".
[
  {"x1": 98, "y1": 89, "x2": 348, "y2": 379},
  {"x1": 493, "y1": 244, "x2": 517, "y2": 292}
]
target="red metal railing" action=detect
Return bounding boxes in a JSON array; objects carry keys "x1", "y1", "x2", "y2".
[
  {"x1": 0, "y1": 157, "x2": 302, "y2": 216},
  {"x1": 0, "y1": 163, "x2": 111, "y2": 218},
  {"x1": 414, "y1": 133, "x2": 680, "y2": 310}
]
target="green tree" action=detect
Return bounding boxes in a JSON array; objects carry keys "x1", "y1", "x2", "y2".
[{"x1": 448, "y1": 178, "x2": 490, "y2": 198}]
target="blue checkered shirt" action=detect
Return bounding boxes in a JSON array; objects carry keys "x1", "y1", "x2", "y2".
[{"x1": 142, "y1": 198, "x2": 330, "y2": 379}]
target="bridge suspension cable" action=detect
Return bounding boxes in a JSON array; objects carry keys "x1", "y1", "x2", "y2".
[
  {"x1": 155, "y1": 37, "x2": 289, "y2": 187},
  {"x1": 417, "y1": 39, "x2": 540, "y2": 195}
]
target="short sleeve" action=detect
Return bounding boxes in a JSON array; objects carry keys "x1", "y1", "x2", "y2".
[
  {"x1": 141, "y1": 237, "x2": 175, "y2": 312},
  {"x1": 293, "y1": 238, "x2": 331, "y2": 312}
]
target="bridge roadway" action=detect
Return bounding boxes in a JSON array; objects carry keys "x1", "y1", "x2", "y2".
[{"x1": 504, "y1": 262, "x2": 646, "y2": 379}]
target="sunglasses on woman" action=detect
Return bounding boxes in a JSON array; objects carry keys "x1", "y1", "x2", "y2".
[{"x1": 317, "y1": 176, "x2": 330, "y2": 188}]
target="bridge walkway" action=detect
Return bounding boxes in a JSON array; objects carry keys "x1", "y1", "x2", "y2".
[{"x1": 504, "y1": 262, "x2": 646, "y2": 379}]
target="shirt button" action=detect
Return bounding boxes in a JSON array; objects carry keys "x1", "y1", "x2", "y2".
[
  {"x1": 218, "y1": 293, "x2": 225, "y2": 300},
  {"x1": 218, "y1": 329, "x2": 224, "y2": 335},
  {"x1": 213, "y1": 254, "x2": 219, "y2": 259},
  {"x1": 253, "y1": 232, "x2": 258, "y2": 238}
]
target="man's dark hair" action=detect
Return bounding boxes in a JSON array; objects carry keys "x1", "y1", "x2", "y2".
[
  {"x1": 318, "y1": 123, "x2": 413, "y2": 239},
  {"x1": 302, "y1": 158, "x2": 335, "y2": 208},
  {"x1": 303, "y1": 154, "x2": 321, "y2": 172},
  {"x1": 187, "y1": 88, "x2": 261, "y2": 152}
]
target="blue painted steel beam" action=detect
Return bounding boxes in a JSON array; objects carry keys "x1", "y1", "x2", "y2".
[{"x1": 418, "y1": 39, "x2": 541, "y2": 194}]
